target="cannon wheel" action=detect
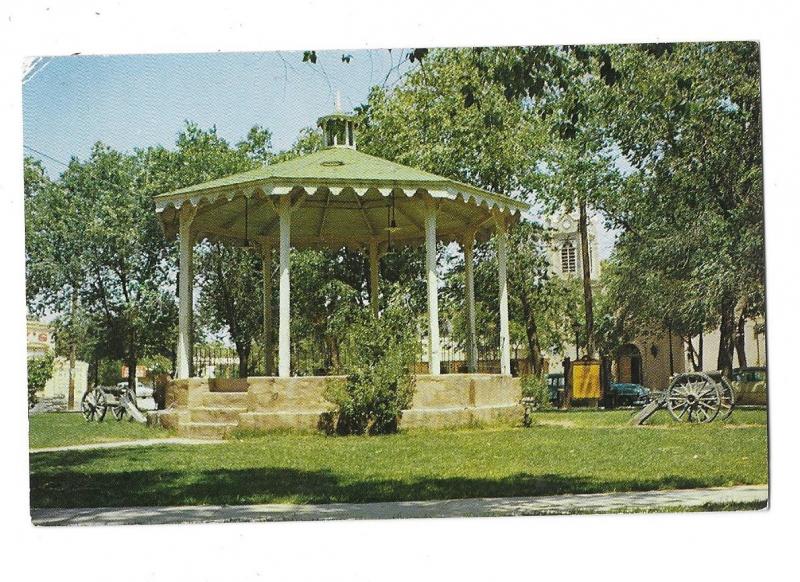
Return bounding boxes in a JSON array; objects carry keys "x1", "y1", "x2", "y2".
[
  {"x1": 717, "y1": 376, "x2": 736, "y2": 421},
  {"x1": 81, "y1": 389, "x2": 108, "y2": 422},
  {"x1": 667, "y1": 372, "x2": 721, "y2": 423},
  {"x1": 112, "y1": 404, "x2": 126, "y2": 421}
]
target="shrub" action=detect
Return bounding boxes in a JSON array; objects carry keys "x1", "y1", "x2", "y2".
[
  {"x1": 520, "y1": 373, "x2": 551, "y2": 410},
  {"x1": 27, "y1": 352, "x2": 54, "y2": 409},
  {"x1": 324, "y1": 294, "x2": 419, "y2": 435}
]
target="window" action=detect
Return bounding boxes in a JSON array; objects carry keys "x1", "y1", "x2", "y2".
[{"x1": 561, "y1": 241, "x2": 577, "y2": 273}]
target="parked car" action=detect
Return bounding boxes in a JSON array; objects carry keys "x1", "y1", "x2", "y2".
[
  {"x1": 732, "y1": 367, "x2": 767, "y2": 406},
  {"x1": 607, "y1": 382, "x2": 651, "y2": 407},
  {"x1": 115, "y1": 380, "x2": 154, "y2": 398},
  {"x1": 114, "y1": 380, "x2": 157, "y2": 410},
  {"x1": 547, "y1": 373, "x2": 565, "y2": 405}
]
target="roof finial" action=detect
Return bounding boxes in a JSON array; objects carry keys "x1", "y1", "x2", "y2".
[{"x1": 335, "y1": 90, "x2": 342, "y2": 113}]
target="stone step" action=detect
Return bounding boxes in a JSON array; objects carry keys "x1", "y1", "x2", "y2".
[
  {"x1": 189, "y1": 406, "x2": 247, "y2": 423},
  {"x1": 195, "y1": 391, "x2": 249, "y2": 408},
  {"x1": 179, "y1": 421, "x2": 238, "y2": 439},
  {"x1": 400, "y1": 404, "x2": 523, "y2": 430},
  {"x1": 238, "y1": 410, "x2": 327, "y2": 432}
]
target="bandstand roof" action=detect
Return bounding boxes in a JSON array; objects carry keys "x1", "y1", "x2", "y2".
[{"x1": 154, "y1": 145, "x2": 529, "y2": 249}]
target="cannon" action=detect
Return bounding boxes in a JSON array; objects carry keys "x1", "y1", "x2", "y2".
[
  {"x1": 631, "y1": 371, "x2": 735, "y2": 425},
  {"x1": 81, "y1": 384, "x2": 147, "y2": 424}
]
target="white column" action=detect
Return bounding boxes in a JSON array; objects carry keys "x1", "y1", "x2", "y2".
[
  {"x1": 425, "y1": 203, "x2": 441, "y2": 375},
  {"x1": 463, "y1": 231, "x2": 478, "y2": 373},
  {"x1": 369, "y1": 238, "x2": 380, "y2": 317},
  {"x1": 278, "y1": 196, "x2": 291, "y2": 377},
  {"x1": 496, "y1": 217, "x2": 511, "y2": 375},
  {"x1": 262, "y1": 244, "x2": 274, "y2": 376},
  {"x1": 176, "y1": 205, "x2": 196, "y2": 379}
]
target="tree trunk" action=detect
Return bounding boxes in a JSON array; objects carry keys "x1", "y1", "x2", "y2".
[
  {"x1": 578, "y1": 199, "x2": 595, "y2": 357},
  {"x1": 67, "y1": 290, "x2": 78, "y2": 410},
  {"x1": 735, "y1": 312, "x2": 748, "y2": 368},
  {"x1": 519, "y1": 292, "x2": 543, "y2": 375},
  {"x1": 699, "y1": 331, "x2": 704, "y2": 372},
  {"x1": 237, "y1": 344, "x2": 250, "y2": 379},
  {"x1": 668, "y1": 324, "x2": 674, "y2": 376},
  {"x1": 717, "y1": 296, "x2": 736, "y2": 378},
  {"x1": 127, "y1": 321, "x2": 137, "y2": 391},
  {"x1": 685, "y1": 336, "x2": 701, "y2": 371},
  {"x1": 127, "y1": 351, "x2": 137, "y2": 391}
]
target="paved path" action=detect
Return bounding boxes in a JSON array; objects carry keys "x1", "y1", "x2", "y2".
[
  {"x1": 31, "y1": 485, "x2": 767, "y2": 526},
  {"x1": 30, "y1": 438, "x2": 224, "y2": 454}
]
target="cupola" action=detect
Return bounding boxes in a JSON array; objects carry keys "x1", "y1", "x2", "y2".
[{"x1": 317, "y1": 93, "x2": 357, "y2": 149}]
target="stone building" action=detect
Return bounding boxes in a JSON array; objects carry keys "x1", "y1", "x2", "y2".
[
  {"x1": 541, "y1": 212, "x2": 684, "y2": 390},
  {"x1": 26, "y1": 318, "x2": 88, "y2": 411}
]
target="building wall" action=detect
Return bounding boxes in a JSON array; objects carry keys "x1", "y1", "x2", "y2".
[
  {"x1": 42, "y1": 358, "x2": 89, "y2": 409},
  {"x1": 27, "y1": 319, "x2": 89, "y2": 411},
  {"x1": 685, "y1": 317, "x2": 767, "y2": 371},
  {"x1": 625, "y1": 333, "x2": 686, "y2": 391},
  {"x1": 544, "y1": 211, "x2": 601, "y2": 281}
]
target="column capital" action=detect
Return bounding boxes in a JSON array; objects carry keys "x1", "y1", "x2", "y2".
[
  {"x1": 423, "y1": 195, "x2": 440, "y2": 215},
  {"x1": 462, "y1": 226, "x2": 477, "y2": 248},
  {"x1": 493, "y1": 212, "x2": 508, "y2": 233},
  {"x1": 179, "y1": 204, "x2": 198, "y2": 227}
]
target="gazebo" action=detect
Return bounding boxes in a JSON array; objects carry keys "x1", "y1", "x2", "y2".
[{"x1": 153, "y1": 111, "x2": 529, "y2": 436}]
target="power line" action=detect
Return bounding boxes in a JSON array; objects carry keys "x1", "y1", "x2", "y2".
[{"x1": 23, "y1": 144, "x2": 70, "y2": 168}]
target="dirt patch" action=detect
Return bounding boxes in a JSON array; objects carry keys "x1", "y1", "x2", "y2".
[
  {"x1": 534, "y1": 419, "x2": 577, "y2": 428},
  {"x1": 722, "y1": 424, "x2": 764, "y2": 429}
]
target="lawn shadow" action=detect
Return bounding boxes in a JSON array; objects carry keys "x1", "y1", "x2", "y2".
[{"x1": 31, "y1": 448, "x2": 719, "y2": 510}]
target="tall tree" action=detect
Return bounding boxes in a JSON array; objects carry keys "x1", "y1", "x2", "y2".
[
  {"x1": 601, "y1": 42, "x2": 764, "y2": 377},
  {"x1": 25, "y1": 156, "x2": 87, "y2": 405}
]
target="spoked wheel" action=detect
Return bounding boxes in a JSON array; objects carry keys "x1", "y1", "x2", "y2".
[
  {"x1": 667, "y1": 372, "x2": 721, "y2": 423},
  {"x1": 716, "y1": 376, "x2": 736, "y2": 421},
  {"x1": 81, "y1": 389, "x2": 108, "y2": 422},
  {"x1": 112, "y1": 405, "x2": 126, "y2": 421}
]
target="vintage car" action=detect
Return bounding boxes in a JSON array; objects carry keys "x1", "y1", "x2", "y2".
[
  {"x1": 732, "y1": 367, "x2": 767, "y2": 406},
  {"x1": 547, "y1": 373, "x2": 565, "y2": 405},
  {"x1": 607, "y1": 382, "x2": 651, "y2": 407}
]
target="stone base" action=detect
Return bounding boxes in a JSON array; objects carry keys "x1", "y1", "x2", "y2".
[{"x1": 162, "y1": 374, "x2": 521, "y2": 438}]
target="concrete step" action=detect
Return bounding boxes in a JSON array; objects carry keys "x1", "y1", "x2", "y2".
[
  {"x1": 189, "y1": 406, "x2": 247, "y2": 423},
  {"x1": 179, "y1": 421, "x2": 238, "y2": 439}
]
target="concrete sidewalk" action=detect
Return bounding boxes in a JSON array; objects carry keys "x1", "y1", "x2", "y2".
[
  {"x1": 31, "y1": 485, "x2": 768, "y2": 526},
  {"x1": 29, "y1": 438, "x2": 224, "y2": 454}
]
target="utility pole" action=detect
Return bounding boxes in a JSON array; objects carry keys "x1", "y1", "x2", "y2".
[{"x1": 578, "y1": 199, "x2": 595, "y2": 358}]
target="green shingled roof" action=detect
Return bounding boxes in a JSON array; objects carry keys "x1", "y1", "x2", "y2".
[{"x1": 153, "y1": 146, "x2": 528, "y2": 213}]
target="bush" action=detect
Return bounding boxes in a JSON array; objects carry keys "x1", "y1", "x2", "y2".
[
  {"x1": 27, "y1": 353, "x2": 54, "y2": 409},
  {"x1": 520, "y1": 374, "x2": 551, "y2": 410},
  {"x1": 324, "y1": 295, "x2": 419, "y2": 435}
]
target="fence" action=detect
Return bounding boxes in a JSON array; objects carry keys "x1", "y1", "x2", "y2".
[{"x1": 194, "y1": 339, "x2": 531, "y2": 379}]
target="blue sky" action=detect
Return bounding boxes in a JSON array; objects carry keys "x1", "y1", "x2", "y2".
[
  {"x1": 22, "y1": 49, "x2": 615, "y2": 256},
  {"x1": 23, "y1": 49, "x2": 411, "y2": 176}
]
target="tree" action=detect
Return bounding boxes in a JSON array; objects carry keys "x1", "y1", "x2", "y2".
[
  {"x1": 601, "y1": 42, "x2": 764, "y2": 377},
  {"x1": 25, "y1": 156, "x2": 87, "y2": 406},
  {"x1": 196, "y1": 242, "x2": 264, "y2": 377},
  {"x1": 144, "y1": 122, "x2": 274, "y2": 377},
  {"x1": 62, "y1": 144, "x2": 176, "y2": 389},
  {"x1": 362, "y1": 49, "x2": 555, "y2": 362},
  {"x1": 27, "y1": 352, "x2": 54, "y2": 409}
]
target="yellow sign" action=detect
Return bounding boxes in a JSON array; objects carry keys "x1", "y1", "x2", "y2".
[{"x1": 572, "y1": 359, "x2": 602, "y2": 399}]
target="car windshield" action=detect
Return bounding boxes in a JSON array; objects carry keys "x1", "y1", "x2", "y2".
[{"x1": 735, "y1": 369, "x2": 766, "y2": 382}]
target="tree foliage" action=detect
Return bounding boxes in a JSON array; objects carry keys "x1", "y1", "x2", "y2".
[
  {"x1": 27, "y1": 352, "x2": 54, "y2": 408},
  {"x1": 323, "y1": 293, "x2": 419, "y2": 435},
  {"x1": 599, "y1": 42, "x2": 764, "y2": 375}
]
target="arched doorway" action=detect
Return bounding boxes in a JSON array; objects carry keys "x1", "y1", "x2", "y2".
[{"x1": 617, "y1": 344, "x2": 643, "y2": 385}]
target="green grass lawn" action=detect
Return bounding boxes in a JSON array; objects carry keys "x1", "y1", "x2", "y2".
[
  {"x1": 29, "y1": 408, "x2": 768, "y2": 509},
  {"x1": 28, "y1": 413, "x2": 175, "y2": 449}
]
